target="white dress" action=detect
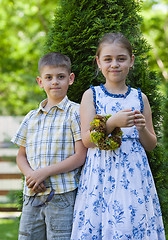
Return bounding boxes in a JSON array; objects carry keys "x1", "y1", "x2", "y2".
[{"x1": 71, "y1": 84, "x2": 165, "y2": 240}]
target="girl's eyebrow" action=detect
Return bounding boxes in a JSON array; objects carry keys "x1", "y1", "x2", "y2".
[
  {"x1": 103, "y1": 55, "x2": 111, "y2": 57},
  {"x1": 118, "y1": 54, "x2": 127, "y2": 57},
  {"x1": 102, "y1": 54, "x2": 127, "y2": 57}
]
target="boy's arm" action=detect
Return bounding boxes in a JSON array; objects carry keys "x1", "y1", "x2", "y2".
[
  {"x1": 17, "y1": 146, "x2": 33, "y2": 176},
  {"x1": 17, "y1": 146, "x2": 46, "y2": 192},
  {"x1": 26, "y1": 140, "x2": 87, "y2": 191}
]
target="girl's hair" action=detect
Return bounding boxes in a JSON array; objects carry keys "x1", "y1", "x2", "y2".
[
  {"x1": 38, "y1": 52, "x2": 71, "y2": 75},
  {"x1": 96, "y1": 32, "x2": 133, "y2": 58}
]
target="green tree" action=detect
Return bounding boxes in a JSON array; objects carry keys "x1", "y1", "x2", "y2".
[
  {"x1": 141, "y1": 0, "x2": 168, "y2": 84},
  {"x1": 162, "y1": 83, "x2": 168, "y2": 159},
  {"x1": 45, "y1": 0, "x2": 168, "y2": 232},
  {"x1": 161, "y1": 83, "x2": 168, "y2": 221},
  {"x1": 0, "y1": 0, "x2": 57, "y2": 115}
]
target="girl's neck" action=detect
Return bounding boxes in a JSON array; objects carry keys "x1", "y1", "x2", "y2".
[{"x1": 104, "y1": 82, "x2": 128, "y2": 95}]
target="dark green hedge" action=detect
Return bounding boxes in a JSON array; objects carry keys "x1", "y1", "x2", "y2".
[{"x1": 44, "y1": 0, "x2": 168, "y2": 233}]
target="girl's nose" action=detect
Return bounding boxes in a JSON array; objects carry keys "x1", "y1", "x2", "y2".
[{"x1": 111, "y1": 60, "x2": 119, "y2": 68}]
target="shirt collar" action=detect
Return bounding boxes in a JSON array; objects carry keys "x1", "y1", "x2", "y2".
[{"x1": 38, "y1": 96, "x2": 70, "y2": 113}]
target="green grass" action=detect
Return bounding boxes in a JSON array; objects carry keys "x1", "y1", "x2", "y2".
[
  {"x1": 0, "y1": 219, "x2": 19, "y2": 240},
  {"x1": 0, "y1": 218, "x2": 167, "y2": 239},
  {"x1": 0, "y1": 203, "x2": 18, "y2": 208}
]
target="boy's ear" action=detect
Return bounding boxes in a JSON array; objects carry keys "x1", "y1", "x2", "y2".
[
  {"x1": 69, "y1": 73, "x2": 75, "y2": 86},
  {"x1": 37, "y1": 76, "x2": 44, "y2": 88}
]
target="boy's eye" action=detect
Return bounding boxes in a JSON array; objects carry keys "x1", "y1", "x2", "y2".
[{"x1": 46, "y1": 76, "x2": 52, "y2": 80}]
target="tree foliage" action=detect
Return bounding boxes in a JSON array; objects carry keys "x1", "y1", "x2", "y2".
[
  {"x1": 141, "y1": 0, "x2": 168, "y2": 83},
  {"x1": 0, "y1": 0, "x2": 57, "y2": 115},
  {"x1": 45, "y1": 0, "x2": 168, "y2": 230}
]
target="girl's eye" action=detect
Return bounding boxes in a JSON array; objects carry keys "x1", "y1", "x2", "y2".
[
  {"x1": 118, "y1": 57, "x2": 126, "y2": 62},
  {"x1": 104, "y1": 58, "x2": 111, "y2": 62},
  {"x1": 58, "y1": 75, "x2": 65, "y2": 79}
]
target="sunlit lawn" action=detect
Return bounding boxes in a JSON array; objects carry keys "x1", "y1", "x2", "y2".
[
  {"x1": 0, "y1": 219, "x2": 19, "y2": 240},
  {"x1": 0, "y1": 217, "x2": 167, "y2": 239}
]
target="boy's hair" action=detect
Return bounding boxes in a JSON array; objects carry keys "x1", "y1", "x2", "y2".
[
  {"x1": 96, "y1": 32, "x2": 133, "y2": 58},
  {"x1": 38, "y1": 52, "x2": 71, "y2": 74}
]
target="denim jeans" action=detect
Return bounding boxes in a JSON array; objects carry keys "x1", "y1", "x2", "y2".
[{"x1": 18, "y1": 189, "x2": 77, "y2": 240}]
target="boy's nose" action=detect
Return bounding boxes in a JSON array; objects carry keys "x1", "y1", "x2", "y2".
[{"x1": 52, "y1": 77, "x2": 59, "y2": 84}]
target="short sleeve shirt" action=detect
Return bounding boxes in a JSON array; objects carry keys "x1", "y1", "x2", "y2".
[{"x1": 11, "y1": 96, "x2": 82, "y2": 196}]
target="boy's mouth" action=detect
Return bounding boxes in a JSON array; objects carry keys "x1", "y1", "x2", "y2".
[{"x1": 51, "y1": 87, "x2": 61, "y2": 90}]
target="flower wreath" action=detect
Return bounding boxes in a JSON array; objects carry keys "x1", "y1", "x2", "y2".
[{"x1": 90, "y1": 114, "x2": 123, "y2": 151}]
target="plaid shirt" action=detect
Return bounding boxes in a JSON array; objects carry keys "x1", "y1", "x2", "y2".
[{"x1": 11, "y1": 96, "x2": 82, "y2": 196}]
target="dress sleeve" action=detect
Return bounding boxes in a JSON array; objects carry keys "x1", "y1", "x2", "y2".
[
  {"x1": 137, "y1": 88, "x2": 144, "y2": 113},
  {"x1": 70, "y1": 104, "x2": 82, "y2": 142},
  {"x1": 90, "y1": 85, "x2": 99, "y2": 114}
]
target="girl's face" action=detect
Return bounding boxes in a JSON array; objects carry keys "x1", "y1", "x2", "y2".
[{"x1": 96, "y1": 42, "x2": 134, "y2": 85}]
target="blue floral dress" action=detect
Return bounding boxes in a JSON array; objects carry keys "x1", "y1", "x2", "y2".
[{"x1": 71, "y1": 84, "x2": 165, "y2": 240}]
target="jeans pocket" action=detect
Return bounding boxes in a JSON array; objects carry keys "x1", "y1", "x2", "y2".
[
  {"x1": 52, "y1": 193, "x2": 70, "y2": 209},
  {"x1": 23, "y1": 195, "x2": 31, "y2": 206}
]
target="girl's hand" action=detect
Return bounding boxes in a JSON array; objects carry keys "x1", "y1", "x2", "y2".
[
  {"x1": 106, "y1": 109, "x2": 135, "y2": 135},
  {"x1": 112, "y1": 109, "x2": 135, "y2": 128},
  {"x1": 134, "y1": 110, "x2": 146, "y2": 132}
]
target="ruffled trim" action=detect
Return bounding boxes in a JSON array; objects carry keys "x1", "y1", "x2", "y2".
[
  {"x1": 137, "y1": 88, "x2": 144, "y2": 113},
  {"x1": 100, "y1": 83, "x2": 131, "y2": 98},
  {"x1": 90, "y1": 85, "x2": 99, "y2": 113}
]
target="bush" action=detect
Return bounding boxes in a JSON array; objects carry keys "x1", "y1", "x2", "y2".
[{"x1": 44, "y1": 0, "x2": 167, "y2": 232}]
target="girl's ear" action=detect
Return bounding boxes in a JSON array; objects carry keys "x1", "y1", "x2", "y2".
[
  {"x1": 69, "y1": 73, "x2": 75, "y2": 85},
  {"x1": 130, "y1": 55, "x2": 135, "y2": 68},
  {"x1": 96, "y1": 56, "x2": 101, "y2": 70},
  {"x1": 37, "y1": 76, "x2": 44, "y2": 88}
]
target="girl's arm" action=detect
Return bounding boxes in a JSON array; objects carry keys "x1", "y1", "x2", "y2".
[
  {"x1": 26, "y1": 140, "x2": 87, "y2": 191},
  {"x1": 80, "y1": 89, "x2": 97, "y2": 148},
  {"x1": 134, "y1": 93, "x2": 157, "y2": 152}
]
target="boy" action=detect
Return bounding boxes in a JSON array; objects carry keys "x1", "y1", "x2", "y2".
[{"x1": 11, "y1": 52, "x2": 87, "y2": 240}]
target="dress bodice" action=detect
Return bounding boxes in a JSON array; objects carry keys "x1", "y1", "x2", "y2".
[{"x1": 91, "y1": 84, "x2": 144, "y2": 139}]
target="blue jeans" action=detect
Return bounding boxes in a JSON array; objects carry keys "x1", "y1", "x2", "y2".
[{"x1": 18, "y1": 189, "x2": 77, "y2": 240}]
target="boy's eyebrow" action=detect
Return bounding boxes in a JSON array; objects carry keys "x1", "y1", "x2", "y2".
[{"x1": 44, "y1": 72, "x2": 67, "y2": 76}]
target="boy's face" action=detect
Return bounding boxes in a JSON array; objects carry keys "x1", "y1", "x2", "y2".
[{"x1": 37, "y1": 65, "x2": 74, "y2": 104}]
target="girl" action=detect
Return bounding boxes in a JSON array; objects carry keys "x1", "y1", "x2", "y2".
[{"x1": 71, "y1": 32, "x2": 165, "y2": 239}]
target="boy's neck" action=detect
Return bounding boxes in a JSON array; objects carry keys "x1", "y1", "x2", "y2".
[{"x1": 44, "y1": 96, "x2": 66, "y2": 111}]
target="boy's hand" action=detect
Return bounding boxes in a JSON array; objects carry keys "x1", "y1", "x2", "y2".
[
  {"x1": 26, "y1": 168, "x2": 49, "y2": 192},
  {"x1": 134, "y1": 110, "x2": 146, "y2": 131},
  {"x1": 32, "y1": 182, "x2": 46, "y2": 193}
]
